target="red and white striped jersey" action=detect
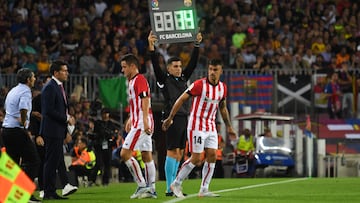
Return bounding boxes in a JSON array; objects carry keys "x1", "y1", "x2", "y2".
[
  {"x1": 128, "y1": 74, "x2": 154, "y2": 130},
  {"x1": 187, "y1": 77, "x2": 227, "y2": 132}
]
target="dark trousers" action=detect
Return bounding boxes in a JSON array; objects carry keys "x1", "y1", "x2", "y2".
[
  {"x1": 94, "y1": 147, "x2": 112, "y2": 185},
  {"x1": 68, "y1": 165, "x2": 96, "y2": 187},
  {"x1": 36, "y1": 144, "x2": 45, "y2": 190},
  {"x1": 43, "y1": 137, "x2": 64, "y2": 196},
  {"x1": 328, "y1": 107, "x2": 342, "y2": 119},
  {"x1": 2, "y1": 127, "x2": 40, "y2": 181},
  {"x1": 58, "y1": 156, "x2": 70, "y2": 188},
  {"x1": 37, "y1": 143, "x2": 69, "y2": 190},
  {"x1": 214, "y1": 160, "x2": 224, "y2": 178}
]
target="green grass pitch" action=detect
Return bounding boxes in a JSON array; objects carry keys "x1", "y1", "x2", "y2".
[{"x1": 37, "y1": 178, "x2": 360, "y2": 203}]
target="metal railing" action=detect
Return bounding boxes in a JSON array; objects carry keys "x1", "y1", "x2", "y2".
[{"x1": 0, "y1": 68, "x2": 350, "y2": 116}]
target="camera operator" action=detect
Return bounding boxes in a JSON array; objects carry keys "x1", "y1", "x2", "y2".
[{"x1": 92, "y1": 108, "x2": 118, "y2": 186}]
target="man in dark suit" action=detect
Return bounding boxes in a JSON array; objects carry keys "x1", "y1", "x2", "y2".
[{"x1": 40, "y1": 60, "x2": 75, "y2": 200}]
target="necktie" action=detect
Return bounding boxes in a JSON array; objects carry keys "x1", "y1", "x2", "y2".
[{"x1": 60, "y1": 84, "x2": 67, "y2": 104}]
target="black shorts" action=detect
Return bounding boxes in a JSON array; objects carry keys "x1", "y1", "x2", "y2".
[{"x1": 166, "y1": 115, "x2": 187, "y2": 150}]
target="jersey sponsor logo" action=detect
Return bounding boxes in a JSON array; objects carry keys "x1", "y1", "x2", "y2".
[{"x1": 204, "y1": 96, "x2": 219, "y2": 104}]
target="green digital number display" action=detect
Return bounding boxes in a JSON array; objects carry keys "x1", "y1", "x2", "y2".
[
  {"x1": 174, "y1": 10, "x2": 195, "y2": 30},
  {"x1": 154, "y1": 10, "x2": 195, "y2": 32},
  {"x1": 148, "y1": 0, "x2": 197, "y2": 44}
]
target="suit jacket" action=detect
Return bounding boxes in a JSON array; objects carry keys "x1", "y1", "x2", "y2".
[{"x1": 39, "y1": 79, "x2": 68, "y2": 139}]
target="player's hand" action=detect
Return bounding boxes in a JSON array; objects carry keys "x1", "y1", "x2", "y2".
[
  {"x1": 64, "y1": 133, "x2": 72, "y2": 144},
  {"x1": 227, "y1": 126, "x2": 237, "y2": 140},
  {"x1": 196, "y1": 32, "x2": 203, "y2": 43},
  {"x1": 125, "y1": 118, "x2": 131, "y2": 133},
  {"x1": 32, "y1": 111, "x2": 42, "y2": 121},
  {"x1": 35, "y1": 136, "x2": 44, "y2": 146},
  {"x1": 143, "y1": 119, "x2": 152, "y2": 135},
  {"x1": 162, "y1": 118, "x2": 173, "y2": 131},
  {"x1": 148, "y1": 30, "x2": 157, "y2": 51}
]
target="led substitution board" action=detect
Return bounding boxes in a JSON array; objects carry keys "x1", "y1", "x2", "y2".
[{"x1": 148, "y1": 0, "x2": 198, "y2": 44}]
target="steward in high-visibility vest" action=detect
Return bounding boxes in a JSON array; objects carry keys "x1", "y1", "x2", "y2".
[
  {"x1": 71, "y1": 147, "x2": 96, "y2": 170},
  {"x1": 237, "y1": 129, "x2": 255, "y2": 154},
  {"x1": 235, "y1": 128, "x2": 255, "y2": 177},
  {"x1": 69, "y1": 137, "x2": 97, "y2": 186}
]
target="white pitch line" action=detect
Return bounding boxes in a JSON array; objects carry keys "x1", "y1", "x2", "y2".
[{"x1": 163, "y1": 178, "x2": 308, "y2": 203}]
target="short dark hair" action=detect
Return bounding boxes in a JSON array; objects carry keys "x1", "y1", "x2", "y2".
[
  {"x1": 79, "y1": 137, "x2": 88, "y2": 146},
  {"x1": 49, "y1": 60, "x2": 68, "y2": 75},
  {"x1": 121, "y1": 54, "x2": 140, "y2": 68},
  {"x1": 208, "y1": 59, "x2": 223, "y2": 67},
  {"x1": 16, "y1": 68, "x2": 33, "y2": 84},
  {"x1": 167, "y1": 56, "x2": 181, "y2": 66}
]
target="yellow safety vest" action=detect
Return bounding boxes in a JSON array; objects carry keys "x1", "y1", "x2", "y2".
[
  {"x1": 72, "y1": 148, "x2": 96, "y2": 169},
  {"x1": 237, "y1": 135, "x2": 254, "y2": 152}
]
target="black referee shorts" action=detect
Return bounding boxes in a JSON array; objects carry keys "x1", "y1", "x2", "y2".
[{"x1": 166, "y1": 115, "x2": 187, "y2": 150}]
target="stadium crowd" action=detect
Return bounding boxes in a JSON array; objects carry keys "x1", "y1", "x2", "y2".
[
  {"x1": 1, "y1": 0, "x2": 360, "y2": 76},
  {"x1": 1, "y1": 0, "x2": 360, "y2": 188}
]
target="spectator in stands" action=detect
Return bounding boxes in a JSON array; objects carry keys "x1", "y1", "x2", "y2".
[
  {"x1": 241, "y1": 43, "x2": 257, "y2": 69},
  {"x1": 232, "y1": 23, "x2": 246, "y2": 49},
  {"x1": 324, "y1": 71, "x2": 343, "y2": 119},
  {"x1": 10, "y1": 13, "x2": 27, "y2": 39},
  {"x1": 22, "y1": 53, "x2": 38, "y2": 73},
  {"x1": 338, "y1": 62, "x2": 354, "y2": 118},
  {"x1": 312, "y1": 36, "x2": 326, "y2": 56},
  {"x1": 280, "y1": 37, "x2": 293, "y2": 56},
  {"x1": 336, "y1": 46, "x2": 351, "y2": 67},
  {"x1": 73, "y1": 16, "x2": 91, "y2": 41},
  {"x1": 79, "y1": 46, "x2": 98, "y2": 74},
  {"x1": 18, "y1": 35, "x2": 36, "y2": 55},
  {"x1": 312, "y1": 54, "x2": 327, "y2": 72},
  {"x1": 302, "y1": 48, "x2": 316, "y2": 69},
  {"x1": 94, "y1": 0, "x2": 107, "y2": 18},
  {"x1": 46, "y1": 30, "x2": 62, "y2": 61},
  {"x1": 62, "y1": 32, "x2": 79, "y2": 54},
  {"x1": 37, "y1": 51, "x2": 50, "y2": 75},
  {"x1": 2, "y1": 54, "x2": 21, "y2": 74},
  {"x1": 227, "y1": 45, "x2": 238, "y2": 68},
  {"x1": 321, "y1": 44, "x2": 333, "y2": 65}
]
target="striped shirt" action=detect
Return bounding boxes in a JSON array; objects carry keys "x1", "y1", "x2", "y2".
[
  {"x1": 3, "y1": 83, "x2": 32, "y2": 128},
  {"x1": 128, "y1": 74, "x2": 154, "y2": 130},
  {"x1": 187, "y1": 78, "x2": 227, "y2": 132}
]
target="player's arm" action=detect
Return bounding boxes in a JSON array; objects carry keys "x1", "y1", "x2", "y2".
[
  {"x1": 162, "y1": 91, "x2": 190, "y2": 131},
  {"x1": 141, "y1": 92, "x2": 152, "y2": 135},
  {"x1": 183, "y1": 32, "x2": 202, "y2": 79},
  {"x1": 148, "y1": 30, "x2": 166, "y2": 84},
  {"x1": 19, "y1": 109, "x2": 28, "y2": 127},
  {"x1": 219, "y1": 98, "x2": 236, "y2": 137}
]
